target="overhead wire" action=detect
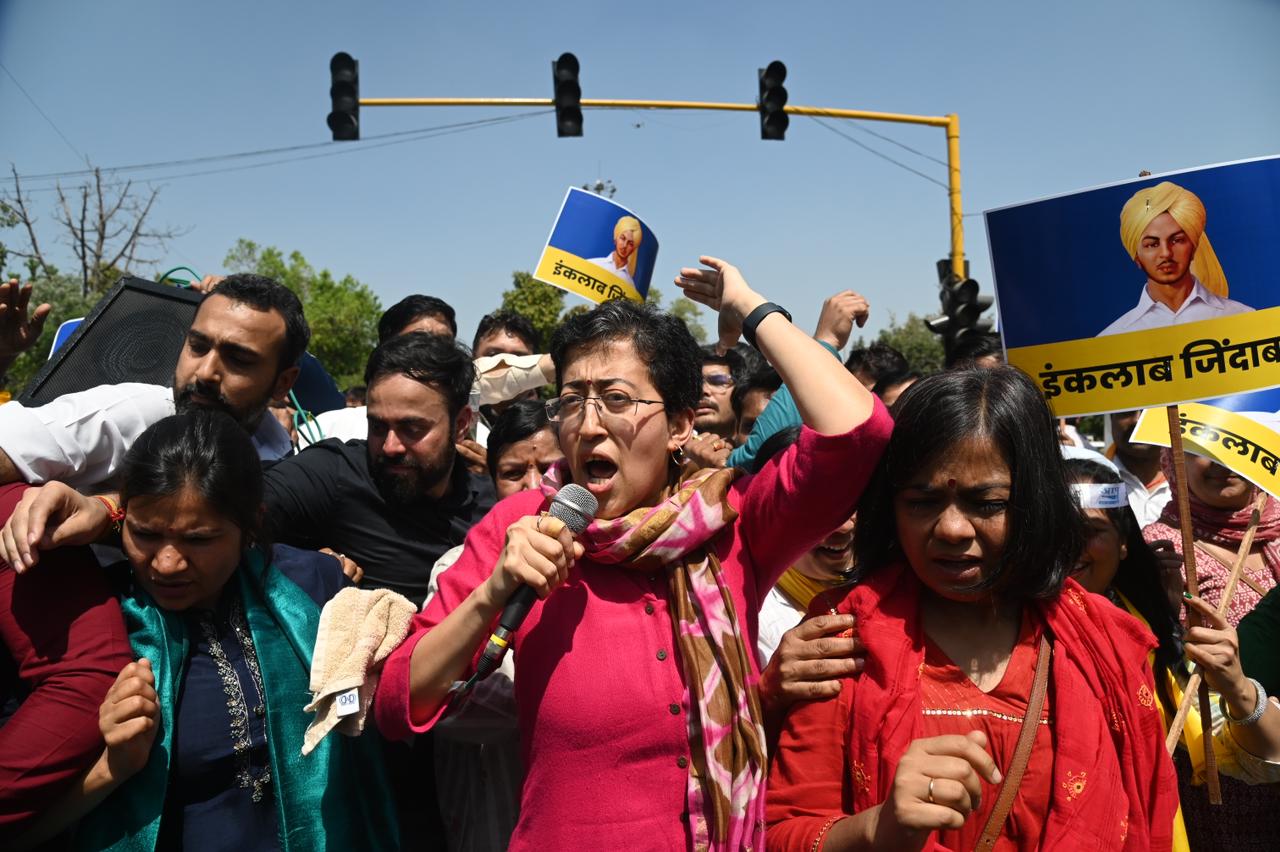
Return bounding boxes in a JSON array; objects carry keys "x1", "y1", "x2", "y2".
[
  {"x1": 810, "y1": 108, "x2": 949, "y2": 168},
  {"x1": 14, "y1": 118, "x2": 520, "y2": 182},
  {"x1": 809, "y1": 117, "x2": 950, "y2": 190},
  {"x1": 0, "y1": 61, "x2": 84, "y2": 161},
  {"x1": 12, "y1": 112, "x2": 552, "y2": 192}
]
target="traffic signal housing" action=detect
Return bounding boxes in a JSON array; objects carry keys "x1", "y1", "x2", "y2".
[
  {"x1": 552, "y1": 53, "x2": 583, "y2": 137},
  {"x1": 327, "y1": 52, "x2": 359, "y2": 141},
  {"x1": 757, "y1": 61, "x2": 789, "y2": 140},
  {"x1": 925, "y1": 259, "x2": 994, "y2": 357}
]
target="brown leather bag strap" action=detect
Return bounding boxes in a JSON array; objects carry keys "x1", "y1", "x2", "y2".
[{"x1": 973, "y1": 634, "x2": 1052, "y2": 852}]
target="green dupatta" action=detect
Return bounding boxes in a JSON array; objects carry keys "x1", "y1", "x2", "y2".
[{"x1": 76, "y1": 548, "x2": 398, "y2": 851}]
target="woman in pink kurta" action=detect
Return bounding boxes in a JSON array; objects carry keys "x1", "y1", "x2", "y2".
[
  {"x1": 1142, "y1": 450, "x2": 1280, "y2": 627},
  {"x1": 375, "y1": 260, "x2": 890, "y2": 850}
]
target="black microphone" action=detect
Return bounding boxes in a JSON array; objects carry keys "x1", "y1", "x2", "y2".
[{"x1": 473, "y1": 484, "x2": 598, "y2": 681}]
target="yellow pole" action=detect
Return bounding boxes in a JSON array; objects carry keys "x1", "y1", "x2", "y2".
[
  {"x1": 946, "y1": 114, "x2": 965, "y2": 279},
  {"x1": 360, "y1": 97, "x2": 952, "y2": 128},
  {"x1": 359, "y1": 96, "x2": 963, "y2": 268}
]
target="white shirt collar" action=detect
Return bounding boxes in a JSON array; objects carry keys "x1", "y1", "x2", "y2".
[{"x1": 1131, "y1": 275, "x2": 1220, "y2": 320}]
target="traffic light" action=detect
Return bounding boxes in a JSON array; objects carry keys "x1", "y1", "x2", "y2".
[
  {"x1": 327, "y1": 52, "x2": 359, "y2": 141},
  {"x1": 925, "y1": 259, "x2": 993, "y2": 355},
  {"x1": 552, "y1": 53, "x2": 583, "y2": 137},
  {"x1": 757, "y1": 61, "x2": 789, "y2": 140}
]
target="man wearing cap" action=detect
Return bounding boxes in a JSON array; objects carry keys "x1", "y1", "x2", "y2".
[{"x1": 1099, "y1": 180, "x2": 1252, "y2": 336}]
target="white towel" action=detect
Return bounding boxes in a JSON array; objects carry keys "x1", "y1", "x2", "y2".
[{"x1": 302, "y1": 587, "x2": 416, "y2": 755}]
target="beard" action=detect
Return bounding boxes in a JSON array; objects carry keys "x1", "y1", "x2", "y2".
[
  {"x1": 370, "y1": 448, "x2": 454, "y2": 507},
  {"x1": 174, "y1": 380, "x2": 265, "y2": 433}
]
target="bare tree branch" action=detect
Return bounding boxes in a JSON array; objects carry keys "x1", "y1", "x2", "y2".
[
  {"x1": 4, "y1": 167, "x2": 56, "y2": 278},
  {"x1": 103, "y1": 186, "x2": 160, "y2": 273},
  {"x1": 30, "y1": 162, "x2": 185, "y2": 293},
  {"x1": 78, "y1": 185, "x2": 89, "y2": 293}
]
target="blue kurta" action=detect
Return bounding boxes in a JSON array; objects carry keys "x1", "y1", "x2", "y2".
[{"x1": 149, "y1": 545, "x2": 347, "y2": 851}]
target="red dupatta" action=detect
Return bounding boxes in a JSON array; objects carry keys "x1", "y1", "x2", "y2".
[{"x1": 841, "y1": 565, "x2": 1178, "y2": 851}]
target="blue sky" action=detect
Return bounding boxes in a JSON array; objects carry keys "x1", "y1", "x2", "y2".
[{"x1": 2, "y1": 0, "x2": 1278, "y2": 348}]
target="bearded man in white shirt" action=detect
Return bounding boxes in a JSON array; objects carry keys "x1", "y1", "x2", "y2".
[
  {"x1": 1098, "y1": 181, "x2": 1252, "y2": 337},
  {"x1": 0, "y1": 274, "x2": 305, "y2": 487}
]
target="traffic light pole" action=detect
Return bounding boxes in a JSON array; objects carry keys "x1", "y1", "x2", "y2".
[{"x1": 359, "y1": 96, "x2": 965, "y2": 279}]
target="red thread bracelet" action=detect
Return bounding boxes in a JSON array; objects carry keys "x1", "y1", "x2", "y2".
[{"x1": 95, "y1": 495, "x2": 125, "y2": 530}]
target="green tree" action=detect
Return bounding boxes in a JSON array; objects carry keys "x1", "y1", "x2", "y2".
[
  {"x1": 1, "y1": 272, "x2": 98, "y2": 393},
  {"x1": 559, "y1": 303, "x2": 592, "y2": 325},
  {"x1": 499, "y1": 271, "x2": 566, "y2": 348},
  {"x1": 223, "y1": 239, "x2": 381, "y2": 388},
  {"x1": 852, "y1": 312, "x2": 946, "y2": 374},
  {"x1": 646, "y1": 286, "x2": 708, "y2": 343},
  {"x1": 502, "y1": 274, "x2": 710, "y2": 348}
]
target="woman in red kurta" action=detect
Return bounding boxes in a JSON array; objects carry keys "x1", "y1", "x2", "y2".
[
  {"x1": 766, "y1": 367, "x2": 1180, "y2": 851},
  {"x1": 376, "y1": 260, "x2": 889, "y2": 850}
]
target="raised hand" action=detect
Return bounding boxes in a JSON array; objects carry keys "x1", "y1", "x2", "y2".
[
  {"x1": 0, "y1": 279, "x2": 52, "y2": 367},
  {"x1": 813, "y1": 290, "x2": 870, "y2": 351},
  {"x1": 0, "y1": 482, "x2": 113, "y2": 571},
  {"x1": 675, "y1": 257, "x2": 766, "y2": 354}
]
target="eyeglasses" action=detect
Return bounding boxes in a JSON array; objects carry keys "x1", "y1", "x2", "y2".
[
  {"x1": 545, "y1": 392, "x2": 665, "y2": 423},
  {"x1": 703, "y1": 373, "x2": 735, "y2": 390}
]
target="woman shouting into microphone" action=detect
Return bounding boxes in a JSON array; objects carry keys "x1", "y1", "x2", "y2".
[{"x1": 374, "y1": 258, "x2": 890, "y2": 851}]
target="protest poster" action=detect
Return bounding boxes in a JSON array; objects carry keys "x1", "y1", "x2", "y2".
[
  {"x1": 1131, "y1": 403, "x2": 1280, "y2": 499},
  {"x1": 533, "y1": 188, "x2": 658, "y2": 305},
  {"x1": 986, "y1": 155, "x2": 1280, "y2": 417}
]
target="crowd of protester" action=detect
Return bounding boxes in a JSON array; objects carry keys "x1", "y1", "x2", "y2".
[{"x1": 0, "y1": 263, "x2": 1279, "y2": 852}]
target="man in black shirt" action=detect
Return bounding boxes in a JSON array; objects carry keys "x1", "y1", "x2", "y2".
[
  {"x1": 262, "y1": 331, "x2": 494, "y2": 852},
  {"x1": 262, "y1": 332, "x2": 494, "y2": 607}
]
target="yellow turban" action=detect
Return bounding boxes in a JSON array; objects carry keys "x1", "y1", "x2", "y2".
[
  {"x1": 613, "y1": 216, "x2": 642, "y2": 279},
  {"x1": 1119, "y1": 181, "x2": 1228, "y2": 297}
]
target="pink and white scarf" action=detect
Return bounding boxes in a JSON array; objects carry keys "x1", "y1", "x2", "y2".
[{"x1": 541, "y1": 462, "x2": 766, "y2": 851}]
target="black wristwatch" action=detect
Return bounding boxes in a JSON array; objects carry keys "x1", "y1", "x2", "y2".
[{"x1": 741, "y1": 302, "x2": 792, "y2": 349}]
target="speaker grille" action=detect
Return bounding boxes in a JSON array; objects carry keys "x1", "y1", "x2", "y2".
[{"x1": 20, "y1": 278, "x2": 202, "y2": 406}]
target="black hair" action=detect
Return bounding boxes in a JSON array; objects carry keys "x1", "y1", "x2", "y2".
[
  {"x1": 871, "y1": 369, "x2": 923, "y2": 402},
  {"x1": 120, "y1": 408, "x2": 264, "y2": 546},
  {"x1": 1064, "y1": 458, "x2": 1183, "y2": 676},
  {"x1": 844, "y1": 342, "x2": 908, "y2": 382},
  {"x1": 485, "y1": 399, "x2": 553, "y2": 484},
  {"x1": 854, "y1": 366, "x2": 1084, "y2": 600},
  {"x1": 472, "y1": 310, "x2": 541, "y2": 354},
  {"x1": 345, "y1": 385, "x2": 367, "y2": 405},
  {"x1": 700, "y1": 344, "x2": 746, "y2": 385},
  {"x1": 730, "y1": 342, "x2": 767, "y2": 378},
  {"x1": 377, "y1": 294, "x2": 458, "y2": 343},
  {"x1": 751, "y1": 424, "x2": 802, "y2": 474},
  {"x1": 946, "y1": 331, "x2": 1004, "y2": 370},
  {"x1": 731, "y1": 366, "x2": 782, "y2": 420},
  {"x1": 549, "y1": 299, "x2": 702, "y2": 415},
  {"x1": 364, "y1": 331, "x2": 475, "y2": 419},
  {"x1": 208, "y1": 274, "x2": 310, "y2": 371}
]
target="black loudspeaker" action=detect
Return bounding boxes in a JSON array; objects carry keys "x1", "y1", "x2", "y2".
[{"x1": 19, "y1": 277, "x2": 202, "y2": 405}]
